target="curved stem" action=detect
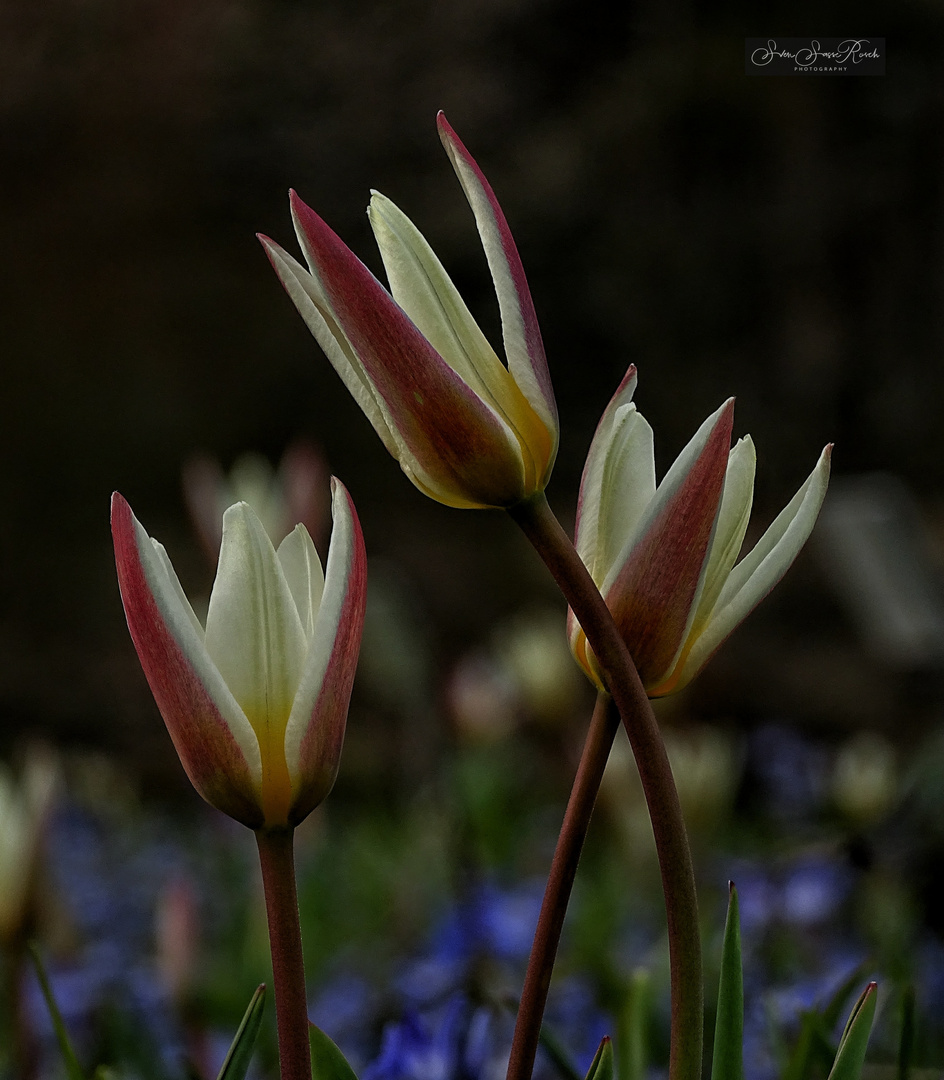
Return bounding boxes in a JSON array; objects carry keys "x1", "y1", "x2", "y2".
[
  {"x1": 255, "y1": 828, "x2": 312, "y2": 1080},
  {"x1": 507, "y1": 692, "x2": 619, "y2": 1080},
  {"x1": 507, "y1": 492, "x2": 702, "y2": 1080}
]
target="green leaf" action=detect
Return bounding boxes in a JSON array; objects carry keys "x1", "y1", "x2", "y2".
[
  {"x1": 28, "y1": 943, "x2": 87, "y2": 1080},
  {"x1": 827, "y1": 982, "x2": 878, "y2": 1080},
  {"x1": 309, "y1": 1022, "x2": 360, "y2": 1080},
  {"x1": 711, "y1": 882, "x2": 744, "y2": 1080},
  {"x1": 216, "y1": 984, "x2": 267, "y2": 1080},
  {"x1": 584, "y1": 1037, "x2": 614, "y2": 1080},
  {"x1": 617, "y1": 968, "x2": 650, "y2": 1080}
]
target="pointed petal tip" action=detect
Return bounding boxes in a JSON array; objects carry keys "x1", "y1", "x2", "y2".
[
  {"x1": 716, "y1": 396, "x2": 736, "y2": 433},
  {"x1": 289, "y1": 189, "x2": 320, "y2": 226},
  {"x1": 110, "y1": 491, "x2": 135, "y2": 535},
  {"x1": 615, "y1": 364, "x2": 638, "y2": 396}
]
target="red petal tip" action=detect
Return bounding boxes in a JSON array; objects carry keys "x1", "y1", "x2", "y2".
[{"x1": 110, "y1": 491, "x2": 131, "y2": 524}]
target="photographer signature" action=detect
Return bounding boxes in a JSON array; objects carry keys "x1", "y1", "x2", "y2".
[{"x1": 751, "y1": 39, "x2": 880, "y2": 67}]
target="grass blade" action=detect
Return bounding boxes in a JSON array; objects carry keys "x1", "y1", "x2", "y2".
[
  {"x1": 711, "y1": 882, "x2": 744, "y2": 1080},
  {"x1": 27, "y1": 943, "x2": 86, "y2": 1080},
  {"x1": 827, "y1": 982, "x2": 878, "y2": 1080},
  {"x1": 216, "y1": 984, "x2": 266, "y2": 1080}
]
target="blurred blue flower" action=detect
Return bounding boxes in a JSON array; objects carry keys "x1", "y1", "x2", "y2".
[
  {"x1": 781, "y1": 857, "x2": 852, "y2": 927},
  {"x1": 431, "y1": 881, "x2": 543, "y2": 965},
  {"x1": 24, "y1": 801, "x2": 193, "y2": 1076},
  {"x1": 311, "y1": 880, "x2": 609, "y2": 1080},
  {"x1": 748, "y1": 724, "x2": 828, "y2": 822}
]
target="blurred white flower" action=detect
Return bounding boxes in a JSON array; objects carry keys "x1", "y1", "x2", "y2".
[
  {"x1": 0, "y1": 747, "x2": 57, "y2": 943},
  {"x1": 832, "y1": 732, "x2": 897, "y2": 825}
]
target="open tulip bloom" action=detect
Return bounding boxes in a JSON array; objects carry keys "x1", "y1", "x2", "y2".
[
  {"x1": 258, "y1": 112, "x2": 558, "y2": 510},
  {"x1": 112, "y1": 480, "x2": 367, "y2": 832},
  {"x1": 568, "y1": 366, "x2": 831, "y2": 698}
]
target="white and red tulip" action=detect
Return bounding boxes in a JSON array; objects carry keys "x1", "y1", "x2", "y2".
[
  {"x1": 112, "y1": 480, "x2": 366, "y2": 830},
  {"x1": 568, "y1": 367, "x2": 831, "y2": 697},
  {"x1": 259, "y1": 113, "x2": 558, "y2": 510}
]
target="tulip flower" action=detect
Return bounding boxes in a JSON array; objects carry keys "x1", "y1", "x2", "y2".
[
  {"x1": 183, "y1": 441, "x2": 330, "y2": 562},
  {"x1": 568, "y1": 367, "x2": 831, "y2": 697},
  {"x1": 258, "y1": 112, "x2": 558, "y2": 510},
  {"x1": 112, "y1": 480, "x2": 366, "y2": 831}
]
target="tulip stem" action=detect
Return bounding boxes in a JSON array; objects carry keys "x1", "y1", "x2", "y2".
[
  {"x1": 255, "y1": 828, "x2": 311, "y2": 1080},
  {"x1": 507, "y1": 691, "x2": 619, "y2": 1080},
  {"x1": 507, "y1": 492, "x2": 702, "y2": 1080}
]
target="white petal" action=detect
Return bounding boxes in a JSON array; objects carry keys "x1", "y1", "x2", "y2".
[
  {"x1": 277, "y1": 524, "x2": 325, "y2": 640},
  {"x1": 262, "y1": 234, "x2": 481, "y2": 506},
  {"x1": 205, "y1": 503, "x2": 307, "y2": 727},
  {"x1": 368, "y1": 192, "x2": 554, "y2": 493},
  {"x1": 688, "y1": 436, "x2": 756, "y2": 634},
  {"x1": 261, "y1": 237, "x2": 400, "y2": 458},
  {"x1": 573, "y1": 368, "x2": 640, "y2": 580},
  {"x1": 438, "y1": 118, "x2": 557, "y2": 441},
  {"x1": 132, "y1": 515, "x2": 262, "y2": 779},
  {"x1": 368, "y1": 193, "x2": 504, "y2": 400},
  {"x1": 592, "y1": 405, "x2": 656, "y2": 583},
  {"x1": 284, "y1": 480, "x2": 361, "y2": 775},
  {"x1": 680, "y1": 445, "x2": 832, "y2": 681}
]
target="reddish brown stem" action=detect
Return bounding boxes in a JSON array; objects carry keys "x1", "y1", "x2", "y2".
[
  {"x1": 507, "y1": 493, "x2": 702, "y2": 1080},
  {"x1": 255, "y1": 828, "x2": 311, "y2": 1080},
  {"x1": 509, "y1": 693, "x2": 619, "y2": 1076}
]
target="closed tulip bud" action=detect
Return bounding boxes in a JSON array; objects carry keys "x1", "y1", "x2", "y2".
[
  {"x1": 112, "y1": 480, "x2": 366, "y2": 830},
  {"x1": 568, "y1": 367, "x2": 831, "y2": 697},
  {"x1": 259, "y1": 113, "x2": 558, "y2": 510}
]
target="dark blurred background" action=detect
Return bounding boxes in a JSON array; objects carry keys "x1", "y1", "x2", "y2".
[{"x1": 3, "y1": 0, "x2": 944, "y2": 801}]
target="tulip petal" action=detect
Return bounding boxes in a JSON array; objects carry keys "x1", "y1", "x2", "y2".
[
  {"x1": 284, "y1": 478, "x2": 367, "y2": 824},
  {"x1": 573, "y1": 366, "x2": 645, "y2": 582},
  {"x1": 111, "y1": 494, "x2": 264, "y2": 829},
  {"x1": 204, "y1": 503, "x2": 308, "y2": 825},
  {"x1": 367, "y1": 192, "x2": 503, "y2": 395},
  {"x1": 259, "y1": 235, "x2": 402, "y2": 461},
  {"x1": 277, "y1": 195, "x2": 530, "y2": 508},
  {"x1": 437, "y1": 112, "x2": 558, "y2": 478},
  {"x1": 603, "y1": 400, "x2": 735, "y2": 686},
  {"x1": 673, "y1": 445, "x2": 832, "y2": 690},
  {"x1": 593, "y1": 407, "x2": 657, "y2": 585},
  {"x1": 688, "y1": 436, "x2": 757, "y2": 635},
  {"x1": 278, "y1": 525, "x2": 325, "y2": 640},
  {"x1": 367, "y1": 192, "x2": 551, "y2": 491}
]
